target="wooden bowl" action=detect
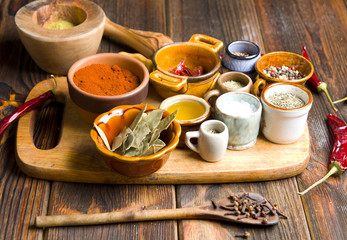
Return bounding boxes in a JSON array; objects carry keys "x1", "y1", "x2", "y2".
[
  {"x1": 67, "y1": 53, "x2": 149, "y2": 123},
  {"x1": 15, "y1": 0, "x2": 173, "y2": 75},
  {"x1": 90, "y1": 104, "x2": 181, "y2": 177},
  {"x1": 15, "y1": 0, "x2": 105, "y2": 75}
]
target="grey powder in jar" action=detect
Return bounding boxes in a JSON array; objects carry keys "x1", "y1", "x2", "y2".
[{"x1": 267, "y1": 92, "x2": 305, "y2": 109}]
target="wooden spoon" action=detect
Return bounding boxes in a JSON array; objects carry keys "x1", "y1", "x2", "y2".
[{"x1": 35, "y1": 192, "x2": 282, "y2": 228}]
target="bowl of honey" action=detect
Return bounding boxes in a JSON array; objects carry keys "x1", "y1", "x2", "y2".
[{"x1": 159, "y1": 94, "x2": 211, "y2": 146}]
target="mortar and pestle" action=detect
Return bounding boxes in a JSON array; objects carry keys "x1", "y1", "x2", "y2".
[{"x1": 15, "y1": 0, "x2": 173, "y2": 75}]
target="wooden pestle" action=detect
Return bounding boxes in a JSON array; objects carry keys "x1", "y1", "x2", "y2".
[
  {"x1": 35, "y1": 193, "x2": 281, "y2": 228},
  {"x1": 104, "y1": 17, "x2": 174, "y2": 59}
]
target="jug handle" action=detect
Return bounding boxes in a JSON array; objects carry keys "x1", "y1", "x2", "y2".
[
  {"x1": 189, "y1": 34, "x2": 224, "y2": 53},
  {"x1": 251, "y1": 78, "x2": 267, "y2": 99},
  {"x1": 104, "y1": 18, "x2": 173, "y2": 58},
  {"x1": 149, "y1": 70, "x2": 188, "y2": 93},
  {"x1": 185, "y1": 131, "x2": 200, "y2": 153}
]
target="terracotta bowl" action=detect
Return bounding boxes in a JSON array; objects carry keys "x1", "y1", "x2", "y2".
[
  {"x1": 159, "y1": 94, "x2": 210, "y2": 147},
  {"x1": 90, "y1": 104, "x2": 181, "y2": 177},
  {"x1": 67, "y1": 53, "x2": 149, "y2": 123},
  {"x1": 252, "y1": 51, "x2": 314, "y2": 97}
]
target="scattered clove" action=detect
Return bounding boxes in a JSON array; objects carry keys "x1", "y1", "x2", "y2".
[
  {"x1": 235, "y1": 231, "x2": 251, "y2": 239},
  {"x1": 213, "y1": 192, "x2": 285, "y2": 225}
]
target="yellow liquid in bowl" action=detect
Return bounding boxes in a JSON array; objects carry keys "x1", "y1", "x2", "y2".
[{"x1": 167, "y1": 101, "x2": 206, "y2": 121}]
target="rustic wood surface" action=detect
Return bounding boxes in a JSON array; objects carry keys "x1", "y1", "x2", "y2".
[{"x1": 0, "y1": 0, "x2": 346, "y2": 240}]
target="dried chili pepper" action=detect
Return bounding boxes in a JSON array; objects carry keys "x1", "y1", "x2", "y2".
[
  {"x1": 0, "y1": 75, "x2": 57, "y2": 141},
  {"x1": 298, "y1": 114, "x2": 346, "y2": 195},
  {"x1": 168, "y1": 58, "x2": 203, "y2": 76},
  {"x1": 302, "y1": 46, "x2": 337, "y2": 111}
]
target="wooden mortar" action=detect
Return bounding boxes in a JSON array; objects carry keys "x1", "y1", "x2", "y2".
[{"x1": 15, "y1": 0, "x2": 173, "y2": 75}]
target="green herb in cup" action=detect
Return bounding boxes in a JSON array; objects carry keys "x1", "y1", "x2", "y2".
[{"x1": 223, "y1": 80, "x2": 246, "y2": 89}]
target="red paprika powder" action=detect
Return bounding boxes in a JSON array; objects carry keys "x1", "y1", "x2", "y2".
[{"x1": 73, "y1": 64, "x2": 140, "y2": 96}]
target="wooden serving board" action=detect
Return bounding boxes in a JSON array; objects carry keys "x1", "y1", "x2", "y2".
[{"x1": 16, "y1": 77, "x2": 310, "y2": 184}]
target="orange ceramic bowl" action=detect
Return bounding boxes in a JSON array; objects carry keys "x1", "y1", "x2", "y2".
[
  {"x1": 255, "y1": 51, "x2": 314, "y2": 85},
  {"x1": 90, "y1": 104, "x2": 181, "y2": 177},
  {"x1": 252, "y1": 51, "x2": 314, "y2": 97}
]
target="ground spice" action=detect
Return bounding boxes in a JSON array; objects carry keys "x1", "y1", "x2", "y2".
[
  {"x1": 268, "y1": 92, "x2": 305, "y2": 109},
  {"x1": 223, "y1": 80, "x2": 246, "y2": 89},
  {"x1": 73, "y1": 64, "x2": 140, "y2": 96}
]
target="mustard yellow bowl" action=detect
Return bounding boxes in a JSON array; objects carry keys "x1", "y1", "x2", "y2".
[
  {"x1": 90, "y1": 104, "x2": 181, "y2": 177},
  {"x1": 150, "y1": 34, "x2": 223, "y2": 98}
]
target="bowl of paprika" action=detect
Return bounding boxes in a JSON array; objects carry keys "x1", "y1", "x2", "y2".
[{"x1": 67, "y1": 53, "x2": 149, "y2": 123}]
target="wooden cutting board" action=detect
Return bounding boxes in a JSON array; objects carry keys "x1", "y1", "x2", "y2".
[{"x1": 16, "y1": 77, "x2": 310, "y2": 184}]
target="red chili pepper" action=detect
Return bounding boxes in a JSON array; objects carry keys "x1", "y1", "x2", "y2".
[
  {"x1": 0, "y1": 75, "x2": 57, "y2": 141},
  {"x1": 168, "y1": 58, "x2": 204, "y2": 76},
  {"x1": 298, "y1": 114, "x2": 346, "y2": 195},
  {"x1": 302, "y1": 46, "x2": 337, "y2": 111}
]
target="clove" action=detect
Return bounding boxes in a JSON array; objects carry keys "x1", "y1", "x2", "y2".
[{"x1": 235, "y1": 231, "x2": 251, "y2": 239}]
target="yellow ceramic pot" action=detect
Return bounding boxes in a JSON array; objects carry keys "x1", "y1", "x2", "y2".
[
  {"x1": 252, "y1": 51, "x2": 314, "y2": 98},
  {"x1": 150, "y1": 34, "x2": 223, "y2": 98}
]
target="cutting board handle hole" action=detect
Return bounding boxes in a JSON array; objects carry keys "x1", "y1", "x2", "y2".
[{"x1": 31, "y1": 95, "x2": 66, "y2": 150}]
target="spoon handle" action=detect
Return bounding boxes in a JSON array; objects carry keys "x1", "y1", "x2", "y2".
[
  {"x1": 35, "y1": 207, "x2": 205, "y2": 228},
  {"x1": 104, "y1": 18, "x2": 173, "y2": 58}
]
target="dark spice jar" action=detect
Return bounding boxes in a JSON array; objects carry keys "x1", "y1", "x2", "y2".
[{"x1": 222, "y1": 40, "x2": 261, "y2": 73}]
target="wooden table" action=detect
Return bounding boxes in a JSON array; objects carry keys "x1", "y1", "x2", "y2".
[{"x1": 0, "y1": 0, "x2": 346, "y2": 239}]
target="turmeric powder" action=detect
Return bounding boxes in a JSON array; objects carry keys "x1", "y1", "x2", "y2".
[{"x1": 73, "y1": 64, "x2": 140, "y2": 96}]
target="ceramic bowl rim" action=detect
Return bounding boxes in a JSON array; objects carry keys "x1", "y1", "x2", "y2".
[
  {"x1": 67, "y1": 53, "x2": 149, "y2": 100},
  {"x1": 225, "y1": 40, "x2": 260, "y2": 60},
  {"x1": 216, "y1": 92, "x2": 262, "y2": 117},
  {"x1": 159, "y1": 94, "x2": 211, "y2": 125},
  {"x1": 217, "y1": 71, "x2": 253, "y2": 91},
  {"x1": 255, "y1": 51, "x2": 314, "y2": 83},
  {"x1": 261, "y1": 82, "x2": 313, "y2": 112},
  {"x1": 152, "y1": 42, "x2": 221, "y2": 82},
  {"x1": 90, "y1": 104, "x2": 181, "y2": 162}
]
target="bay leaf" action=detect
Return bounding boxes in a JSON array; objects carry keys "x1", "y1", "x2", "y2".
[
  {"x1": 143, "y1": 139, "x2": 166, "y2": 155},
  {"x1": 149, "y1": 110, "x2": 177, "y2": 146},
  {"x1": 111, "y1": 126, "x2": 127, "y2": 151},
  {"x1": 143, "y1": 109, "x2": 164, "y2": 131},
  {"x1": 129, "y1": 105, "x2": 147, "y2": 130},
  {"x1": 93, "y1": 123, "x2": 111, "y2": 151}
]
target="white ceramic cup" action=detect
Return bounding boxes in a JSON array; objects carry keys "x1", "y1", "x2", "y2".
[
  {"x1": 185, "y1": 120, "x2": 228, "y2": 162},
  {"x1": 261, "y1": 83, "x2": 313, "y2": 144},
  {"x1": 215, "y1": 92, "x2": 262, "y2": 150}
]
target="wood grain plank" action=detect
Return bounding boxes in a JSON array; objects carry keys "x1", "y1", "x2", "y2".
[
  {"x1": 39, "y1": 0, "x2": 177, "y2": 239},
  {"x1": 168, "y1": 0, "x2": 313, "y2": 239},
  {"x1": 45, "y1": 183, "x2": 176, "y2": 240},
  {"x1": 0, "y1": 0, "x2": 51, "y2": 239},
  {"x1": 255, "y1": 0, "x2": 347, "y2": 239}
]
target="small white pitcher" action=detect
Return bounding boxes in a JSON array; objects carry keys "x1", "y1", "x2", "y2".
[{"x1": 185, "y1": 120, "x2": 228, "y2": 162}]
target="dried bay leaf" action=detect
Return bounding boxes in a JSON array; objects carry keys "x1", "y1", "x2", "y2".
[
  {"x1": 95, "y1": 106, "x2": 177, "y2": 157},
  {"x1": 93, "y1": 123, "x2": 111, "y2": 151},
  {"x1": 129, "y1": 105, "x2": 147, "y2": 130},
  {"x1": 143, "y1": 109, "x2": 164, "y2": 130},
  {"x1": 144, "y1": 139, "x2": 166, "y2": 155},
  {"x1": 149, "y1": 110, "x2": 178, "y2": 146},
  {"x1": 111, "y1": 126, "x2": 127, "y2": 151}
]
